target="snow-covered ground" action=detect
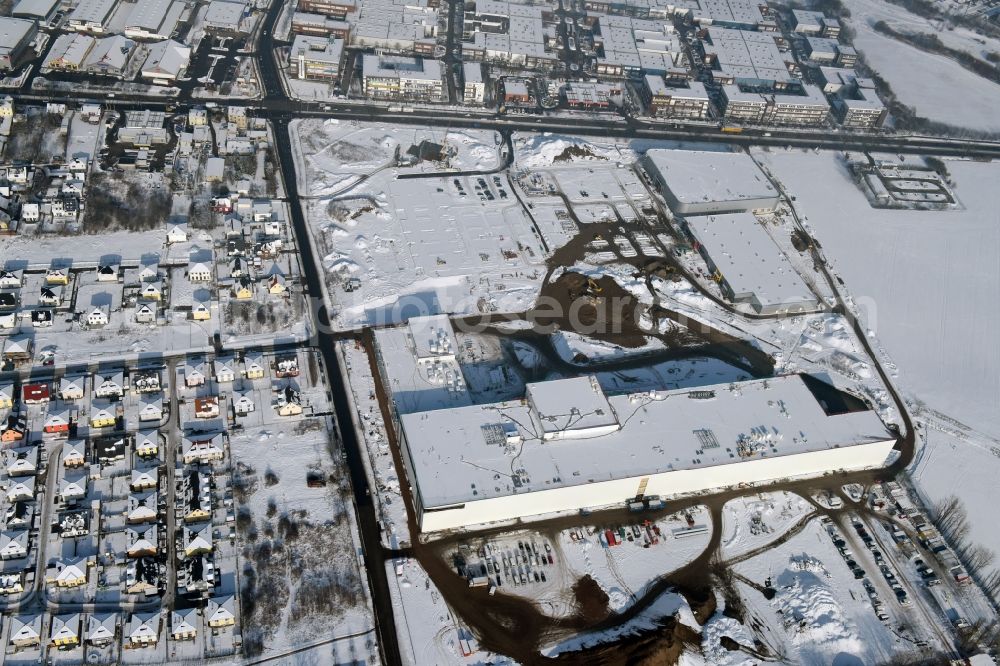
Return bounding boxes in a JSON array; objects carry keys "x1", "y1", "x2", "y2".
[
  {"x1": 842, "y1": 0, "x2": 1000, "y2": 131},
  {"x1": 734, "y1": 518, "x2": 927, "y2": 665},
  {"x1": 756, "y1": 151, "x2": 999, "y2": 441},
  {"x1": 388, "y1": 557, "x2": 514, "y2": 666},
  {"x1": 290, "y1": 119, "x2": 502, "y2": 196},
  {"x1": 720, "y1": 491, "x2": 812, "y2": 559}
]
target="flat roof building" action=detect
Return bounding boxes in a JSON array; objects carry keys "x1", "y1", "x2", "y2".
[
  {"x1": 67, "y1": 0, "x2": 120, "y2": 32},
  {"x1": 461, "y1": 0, "x2": 558, "y2": 68},
  {"x1": 12, "y1": 0, "x2": 60, "y2": 21},
  {"x1": 124, "y1": 0, "x2": 183, "y2": 39},
  {"x1": 361, "y1": 54, "x2": 442, "y2": 101},
  {"x1": 462, "y1": 61, "x2": 485, "y2": 104},
  {"x1": 140, "y1": 39, "x2": 190, "y2": 83},
  {"x1": 642, "y1": 148, "x2": 779, "y2": 215},
  {"x1": 702, "y1": 26, "x2": 797, "y2": 88},
  {"x1": 290, "y1": 11, "x2": 350, "y2": 38},
  {"x1": 684, "y1": 212, "x2": 819, "y2": 313},
  {"x1": 0, "y1": 17, "x2": 37, "y2": 71},
  {"x1": 721, "y1": 83, "x2": 830, "y2": 126},
  {"x1": 289, "y1": 34, "x2": 343, "y2": 80},
  {"x1": 593, "y1": 15, "x2": 684, "y2": 76},
  {"x1": 395, "y1": 370, "x2": 893, "y2": 532},
  {"x1": 642, "y1": 76, "x2": 711, "y2": 119},
  {"x1": 203, "y1": 0, "x2": 249, "y2": 32}
]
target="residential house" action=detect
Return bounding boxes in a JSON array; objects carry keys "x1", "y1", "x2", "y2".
[
  {"x1": 191, "y1": 301, "x2": 211, "y2": 321},
  {"x1": 181, "y1": 433, "x2": 224, "y2": 465},
  {"x1": 232, "y1": 390, "x2": 254, "y2": 415},
  {"x1": 3, "y1": 446, "x2": 37, "y2": 476},
  {"x1": 9, "y1": 614, "x2": 41, "y2": 648},
  {"x1": 182, "y1": 470, "x2": 212, "y2": 523},
  {"x1": 22, "y1": 382, "x2": 49, "y2": 404},
  {"x1": 125, "y1": 612, "x2": 160, "y2": 648},
  {"x1": 207, "y1": 596, "x2": 236, "y2": 628},
  {"x1": 188, "y1": 261, "x2": 212, "y2": 282},
  {"x1": 60, "y1": 376, "x2": 85, "y2": 401},
  {"x1": 97, "y1": 263, "x2": 118, "y2": 282},
  {"x1": 0, "y1": 573, "x2": 24, "y2": 595},
  {"x1": 137, "y1": 262, "x2": 159, "y2": 283},
  {"x1": 59, "y1": 469, "x2": 88, "y2": 501},
  {"x1": 267, "y1": 273, "x2": 287, "y2": 295},
  {"x1": 0, "y1": 530, "x2": 28, "y2": 559},
  {"x1": 132, "y1": 370, "x2": 161, "y2": 394},
  {"x1": 1, "y1": 334, "x2": 32, "y2": 362},
  {"x1": 0, "y1": 311, "x2": 15, "y2": 329},
  {"x1": 5, "y1": 477, "x2": 34, "y2": 502},
  {"x1": 94, "y1": 370, "x2": 125, "y2": 398},
  {"x1": 135, "y1": 430, "x2": 159, "y2": 458},
  {"x1": 94, "y1": 435, "x2": 126, "y2": 463},
  {"x1": 125, "y1": 558, "x2": 159, "y2": 597},
  {"x1": 243, "y1": 352, "x2": 265, "y2": 379},
  {"x1": 62, "y1": 440, "x2": 87, "y2": 468},
  {"x1": 86, "y1": 306, "x2": 110, "y2": 328},
  {"x1": 213, "y1": 357, "x2": 236, "y2": 383},
  {"x1": 166, "y1": 221, "x2": 188, "y2": 244},
  {"x1": 0, "y1": 291, "x2": 16, "y2": 310},
  {"x1": 275, "y1": 355, "x2": 299, "y2": 378},
  {"x1": 46, "y1": 268, "x2": 69, "y2": 285},
  {"x1": 5, "y1": 502, "x2": 32, "y2": 530},
  {"x1": 50, "y1": 614, "x2": 81, "y2": 648},
  {"x1": 170, "y1": 608, "x2": 198, "y2": 641},
  {"x1": 127, "y1": 491, "x2": 158, "y2": 524},
  {"x1": 0, "y1": 383, "x2": 11, "y2": 409},
  {"x1": 56, "y1": 510, "x2": 87, "y2": 537},
  {"x1": 177, "y1": 554, "x2": 215, "y2": 595},
  {"x1": 139, "y1": 281, "x2": 162, "y2": 301},
  {"x1": 87, "y1": 613, "x2": 118, "y2": 647},
  {"x1": 182, "y1": 524, "x2": 213, "y2": 557},
  {"x1": 90, "y1": 402, "x2": 117, "y2": 428},
  {"x1": 39, "y1": 285, "x2": 62, "y2": 306},
  {"x1": 130, "y1": 468, "x2": 157, "y2": 491},
  {"x1": 137, "y1": 395, "x2": 163, "y2": 422},
  {"x1": 43, "y1": 408, "x2": 71, "y2": 436},
  {"x1": 231, "y1": 277, "x2": 254, "y2": 300},
  {"x1": 48, "y1": 558, "x2": 88, "y2": 588},
  {"x1": 194, "y1": 397, "x2": 219, "y2": 419},
  {"x1": 135, "y1": 302, "x2": 156, "y2": 324},
  {"x1": 0, "y1": 269, "x2": 21, "y2": 289},
  {"x1": 275, "y1": 385, "x2": 303, "y2": 417},
  {"x1": 183, "y1": 361, "x2": 207, "y2": 387},
  {"x1": 126, "y1": 524, "x2": 158, "y2": 558},
  {"x1": 31, "y1": 309, "x2": 53, "y2": 328}
]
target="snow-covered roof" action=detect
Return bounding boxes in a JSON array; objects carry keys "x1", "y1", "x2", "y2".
[
  {"x1": 400, "y1": 374, "x2": 893, "y2": 510},
  {"x1": 643, "y1": 149, "x2": 778, "y2": 212},
  {"x1": 87, "y1": 613, "x2": 118, "y2": 642},
  {"x1": 686, "y1": 212, "x2": 818, "y2": 311}
]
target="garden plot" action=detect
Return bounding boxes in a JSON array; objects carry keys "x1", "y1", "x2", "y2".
[
  {"x1": 309, "y1": 172, "x2": 547, "y2": 330},
  {"x1": 291, "y1": 119, "x2": 501, "y2": 197},
  {"x1": 720, "y1": 491, "x2": 812, "y2": 559}
]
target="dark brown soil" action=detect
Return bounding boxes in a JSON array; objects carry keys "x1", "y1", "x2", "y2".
[
  {"x1": 549, "y1": 615, "x2": 701, "y2": 666},
  {"x1": 572, "y1": 574, "x2": 611, "y2": 623}
]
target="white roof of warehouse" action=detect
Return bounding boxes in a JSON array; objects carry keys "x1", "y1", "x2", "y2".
[
  {"x1": 68, "y1": 0, "x2": 119, "y2": 26},
  {"x1": 204, "y1": 0, "x2": 246, "y2": 28},
  {"x1": 686, "y1": 212, "x2": 817, "y2": 308},
  {"x1": 401, "y1": 374, "x2": 892, "y2": 509},
  {"x1": 12, "y1": 0, "x2": 59, "y2": 19},
  {"x1": 645, "y1": 148, "x2": 777, "y2": 208},
  {"x1": 0, "y1": 17, "x2": 35, "y2": 50}
]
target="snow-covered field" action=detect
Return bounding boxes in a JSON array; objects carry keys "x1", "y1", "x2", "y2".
[
  {"x1": 756, "y1": 151, "x2": 999, "y2": 440},
  {"x1": 291, "y1": 119, "x2": 502, "y2": 197},
  {"x1": 304, "y1": 171, "x2": 546, "y2": 330},
  {"x1": 843, "y1": 0, "x2": 1000, "y2": 131}
]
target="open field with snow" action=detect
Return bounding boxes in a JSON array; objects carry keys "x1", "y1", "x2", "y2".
[
  {"x1": 755, "y1": 150, "x2": 1000, "y2": 441},
  {"x1": 842, "y1": 0, "x2": 1000, "y2": 132}
]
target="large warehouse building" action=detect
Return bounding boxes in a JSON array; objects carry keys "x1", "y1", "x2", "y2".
[
  {"x1": 684, "y1": 212, "x2": 819, "y2": 314},
  {"x1": 378, "y1": 318, "x2": 895, "y2": 534},
  {"x1": 642, "y1": 148, "x2": 779, "y2": 215}
]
